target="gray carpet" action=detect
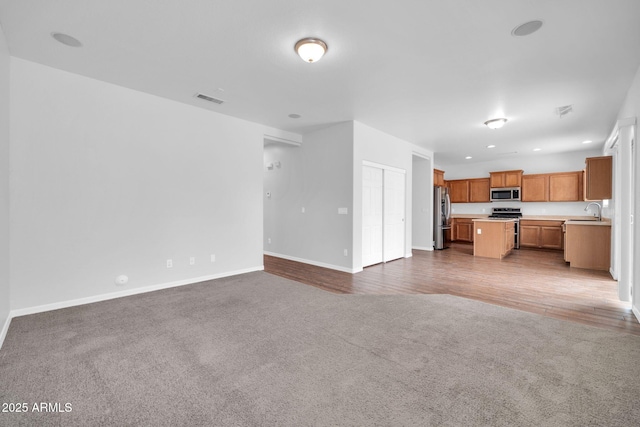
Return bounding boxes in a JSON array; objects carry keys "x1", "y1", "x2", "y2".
[{"x1": 1, "y1": 271, "x2": 639, "y2": 426}]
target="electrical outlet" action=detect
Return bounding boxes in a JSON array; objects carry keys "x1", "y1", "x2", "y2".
[
  {"x1": 477, "y1": 229, "x2": 482, "y2": 235},
  {"x1": 268, "y1": 238, "x2": 271, "y2": 244},
  {"x1": 343, "y1": 249, "x2": 348, "y2": 256},
  {"x1": 301, "y1": 207, "x2": 305, "y2": 213},
  {"x1": 166, "y1": 259, "x2": 173, "y2": 268},
  {"x1": 189, "y1": 257, "x2": 195, "y2": 265},
  {"x1": 211, "y1": 254, "x2": 216, "y2": 263}
]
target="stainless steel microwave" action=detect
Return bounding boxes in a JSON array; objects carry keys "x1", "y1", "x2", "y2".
[{"x1": 490, "y1": 187, "x2": 521, "y2": 202}]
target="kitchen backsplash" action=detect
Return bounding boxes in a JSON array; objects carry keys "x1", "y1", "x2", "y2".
[{"x1": 450, "y1": 201, "x2": 610, "y2": 219}]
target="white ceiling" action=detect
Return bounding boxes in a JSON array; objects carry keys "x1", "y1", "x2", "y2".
[{"x1": 1, "y1": 1, "x2": 639, "y2": 166}]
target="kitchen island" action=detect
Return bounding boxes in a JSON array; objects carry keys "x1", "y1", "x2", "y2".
[{"x1": 472, "y1": 219, "x2": 516, "y2": 259}]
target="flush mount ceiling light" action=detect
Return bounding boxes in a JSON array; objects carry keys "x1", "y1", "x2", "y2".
[
  {"x1": 51, "y1": 32, "x2": 82, "y2": 47},
  {"x1": 295, "y1": 38, "x2": 328, "y2": 63},
  {"x1": 582, "y1": 140, "x2": 593, "y2": 144},
  {"x1": 465, "y1": 156, "x2": 473, "y2": 160},
  {"x1": 288, "y1": 113, "x2": 301, "y2": 119},
  {"x1": 486, "y1": 145, "x2": 496, "y2": 149},
  {"x1": 533, "y1": 148, "x2": 542, "y2": 152},
  {"x1": 484, "y1": 118, "x2": 508, "y2": 129},
  {"x1": 511, "y1": 20, "x2": 543, "y2": 37}
]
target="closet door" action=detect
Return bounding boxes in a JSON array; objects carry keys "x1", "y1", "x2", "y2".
[
  {"x1": 383, "y1": 169, "x2": 406, "y2": 262},
  {"x1": 362, "y1": 166, "x2": 384, "y2": 267}
]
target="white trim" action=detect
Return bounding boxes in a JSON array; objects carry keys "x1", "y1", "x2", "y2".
[
  {"x1": 9, "y1": 266, "x2": 263, "y2": 319},
  {"x1": 411, "y1": 151, "x2": 431, "y2": 161},
  {"x1": 264, "y1": 251, "x2": 359, "y2": 274},
  {"x1": 412, "y1": 246, "x2": 433, "y2": 251},
  {"x1": 362, "y1": 160, "x2": 406, "y2": 174},
  {"x1": 264, "y1": 134, "x2": 301, "y2": 147},
  {"x1": 633, "y1": 304, "x2": 640, "y2": 324},
  {"x1": 404, "y1": 252, "x2": 413, "y2": 258},
  {"x1": 0, "y1": 314, "x2": 11, "y2": 350}
]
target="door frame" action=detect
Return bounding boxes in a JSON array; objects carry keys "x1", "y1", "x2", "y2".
[{"x1": 362, "y1": 161, "x2": 407, "y2": 267}]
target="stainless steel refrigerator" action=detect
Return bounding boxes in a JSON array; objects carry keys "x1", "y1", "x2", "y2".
[{"x1": 434, "y1": 186, "x2": 451, "y2": 249}]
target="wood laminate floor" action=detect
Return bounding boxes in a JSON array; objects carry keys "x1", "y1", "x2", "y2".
[{"x1": 264, "y1": 243, "x2": 640, "y2": 336}]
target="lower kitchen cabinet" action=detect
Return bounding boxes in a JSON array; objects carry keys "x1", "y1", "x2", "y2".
[
  {"x1": 473, "y1": 219, "x2": 515, "y2": 259},
  {"x1": 452, "y1": 218, "x2": 474, "y2": 242},
  {"x1": 564, "y1": 223, "x2": 611, "y2": 270},
  {"x1": 519, "y1": 220, "x2": 564, "y2": 250}
]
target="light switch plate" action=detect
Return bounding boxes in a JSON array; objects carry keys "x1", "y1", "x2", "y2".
[{"x1": 338, "y1": 207, "x2": 348, "y2": 215}]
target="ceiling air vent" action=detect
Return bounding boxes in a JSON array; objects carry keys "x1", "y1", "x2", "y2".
[
  {"x1": 555, "y1": 105, "x2": 573, "y2": 118},
  {"x1": 195, "y1": 93, "x2": 225, "y2": 104}
]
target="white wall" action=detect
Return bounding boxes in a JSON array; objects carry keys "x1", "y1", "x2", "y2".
[
  {"x1": 264, "y1": 122, "x2": 354, "y2": 271},
  {"x1": 438, "y1": 149, "x2": 604, "y2": 217},
  {"x1": 412, "y1": 156, "x2": 432, "y2": 250},
  {"x1": 616, "y1": 63, "x2": 640, "y2": 320},
  {"x1": 353, "y1": 121, "x2": 433, "y2": 270},
  {"x1": 0, "y1": 23, "x2": 11, "y2": 344},
  {"x1": 9, "y1": 58, "x2": 270, "y2": 311}
]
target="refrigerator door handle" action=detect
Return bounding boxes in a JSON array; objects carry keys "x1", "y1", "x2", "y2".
[{"x1": 444, "y1": 193, "x2": 451, "y2": 222}]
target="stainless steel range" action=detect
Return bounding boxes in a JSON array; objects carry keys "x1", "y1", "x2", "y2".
[{"x1": 488, "y1": 207, "x2": 522, "y2": 249}]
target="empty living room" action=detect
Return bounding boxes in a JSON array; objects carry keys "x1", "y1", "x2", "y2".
[{"x1": 2, "y1": 1, "x2": 640, "y2": 426}]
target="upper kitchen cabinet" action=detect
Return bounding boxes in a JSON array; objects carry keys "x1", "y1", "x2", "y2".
[
  {"x1": 584, "y1": 156, "x2": 612, "y2": 200},
  {"x1": 447, "y1": 178, "x2": 490, "y2": 203},
  {"x1": 522, "y1": 172, "x2": 583, "y2": 202},
  {"x1": 522, "y1": 174, "x2": 548, "y2": 202},
  {"x1": 434, "y1": 169, "x2": 445, "y2": 187},
  {"x1": 448, "y1": 179, "x2": 470, "y2": 203},
  {"x1": 490, "y1": 170, "x2": 523, "y2": 188},
  {"x1": 549, "y1": 172, "x2": 583, "y2": 201},
  {"x1": 469, "y1": 178, "x2": 490, "y2": 203}
]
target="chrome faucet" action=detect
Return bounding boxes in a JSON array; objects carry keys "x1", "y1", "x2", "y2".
[{"x1": 584, "y1": 202, "x2": 602, "y2": 221}]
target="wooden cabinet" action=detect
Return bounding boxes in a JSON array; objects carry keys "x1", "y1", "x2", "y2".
[
  {"x1": 447, "y1": 178, "x2": 489, "y2": 203},
  {"x1": 452, "y1": 218, "x2": 474, "y2": 242},
  {"x1": 473, "y1": 220, "x2": 515, "y2": 259},
  {"x1": 469, "y1": 178, "x2": 490, "y2": 203},
  {"x1": 549, "y1": 171, "x2": 583, "y2": 201},
  {"x1": 522, "y1": 172, "x2": 583, "y2": 202},
  {"x1": 565, "y1": 223, "x2": 611, "y2": 270},
  {"x1": 584, "y1": 156, "x2": 612, "y2": 200},
  {"x1": 434, "y1": 169, "x2": 445, "y2": 187},
  {"x1": 490, "y1": 170, "x2": 523, "y2": 188},
  {"x1": 447, "y1": 179, "x2": 470, "y2": 203},
  {"x1": 520, "y1": 220, "x2": 564, "y2": 250},
  {"x1": 522, "y1": 174, "x2": 549, "y2": 202}
]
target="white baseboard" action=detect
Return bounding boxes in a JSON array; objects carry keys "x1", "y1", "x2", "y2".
[
  {"x1": 264, "y1": 251, "x2": 358, "y2": 274},
  {"x1": 633, "y1": 305, "x2": 640, "y2": 324},
  {"x1": 9, "y1": 266, "x2": 264, "y2": 319},
  {"x1": 0, "y1": 313, "x2": 11, "y2": 350},
  {"x1": 412, "y1": 246, "x2": 433, "y2": 251},
  {"x1": 405, "y1": 252, "x2": 413, "y2": 258}
]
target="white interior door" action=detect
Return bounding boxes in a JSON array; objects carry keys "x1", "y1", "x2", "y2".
[
  {"x1": 383, "y1": 169, "x2": 406, "y2": 262},
  {"x1": 362, "y1": 166, "x2": 383, "y2": 267}
]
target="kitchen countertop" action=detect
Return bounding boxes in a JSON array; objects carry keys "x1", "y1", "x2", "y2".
[
  {"x1": 471, "y1": 218, "x2": 517, "y2": 223},
  {"x1": 452, "y1": 214, "x2": 610, "y2": 223},
  {"x1": 564, "y1": 220, "x2": 611, "y2": 226}
]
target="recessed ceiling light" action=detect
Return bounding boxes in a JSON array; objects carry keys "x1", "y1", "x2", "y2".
[
  {"x1": 465, "y1": 156, "x2": 473, "y2": 160},
  {"x1": 295, "y1": 38, "x2": 327, "y2": 63},
  {"x1": 288, "y1": 113, "x2": 301, "y2": 119},
  {"x1": 533, "y1": 148, "x2": 542, "y2": 152},
  {"x1": 486, "y1": 145, "x2": 496, "y2": 149},
  {"x1": 484, "y1": 118, "x2": 507, "y2": 129},
  {"x1": 51, "y1": 32, "x2": 82, "y2": 47},
  {"x1": 511, "y1": 20, "x2": 543, "y2": 37},
  {"x1": 582, "y1": 140, "x2": 593, "y2": 144}
]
